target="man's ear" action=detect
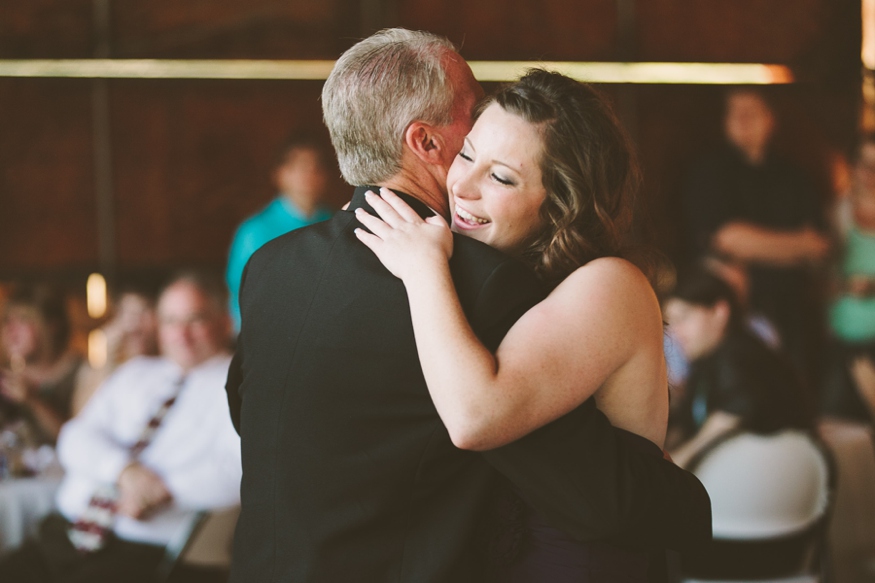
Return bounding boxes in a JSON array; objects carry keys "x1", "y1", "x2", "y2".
[{"x1": 403, "y1": 121, "x2": 443, "y2": 165}]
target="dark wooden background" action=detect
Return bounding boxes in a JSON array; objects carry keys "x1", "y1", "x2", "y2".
[{"x1": 0, "y1": 0, "x2": 863, "y2": 286}]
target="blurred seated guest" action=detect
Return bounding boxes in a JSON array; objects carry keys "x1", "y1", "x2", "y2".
[
  {"x1": 72, "y1": 284, "x2": 158, "y2": 415},
  {"x1": 821, "y1": 134, "x2": 875, "y2": 423},
  {"x1": 682, "y1": 88, "x2": 829, "y2": 378},
  {"x1": 0, "y1": 272, "x2": 241, "y2": 583},
  {"x1": 0, "y1": 284, "x2": 82, "y2": 447},
  {"x1": 226, "y1": 134, "x2": 333, "y2": 330},
  {"x1": 664, "y1": 257, "x2": 780, "y2": 387},
  {"x1": 664, "y1": 267, "x2": 813, "y2": 467}
]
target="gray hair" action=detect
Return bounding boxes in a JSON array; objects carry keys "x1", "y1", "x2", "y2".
[{"x1": 322, "y1": 28, "x2": 458, "y2": 185}]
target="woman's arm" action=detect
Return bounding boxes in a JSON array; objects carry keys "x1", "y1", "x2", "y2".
[{"x1": 355, "y1": 189, "x2": 660, "y2": 450}]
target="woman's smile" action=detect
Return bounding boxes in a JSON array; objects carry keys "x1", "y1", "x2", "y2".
[{"x1": 453, "y1": 204, "x2": 491, "y2": 227}]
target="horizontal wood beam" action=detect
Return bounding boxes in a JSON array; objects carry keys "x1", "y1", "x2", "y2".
[{"x1": 0, "y1": 59, "x2": 794, "y2": 84}]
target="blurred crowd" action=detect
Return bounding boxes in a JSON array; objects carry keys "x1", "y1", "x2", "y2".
[{"x1": 0, "y1": 134, "x2": 334, "y2": 582}]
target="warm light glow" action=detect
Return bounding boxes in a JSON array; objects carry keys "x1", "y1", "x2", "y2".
[
  {"x1": 864, "y1": 0, "x2": 875, "y2": 70},
  {"x1": 469, "y1": 61, "x2": 794, "y2": 85},
  {"x1": 86, "y1": 273, "x2": 107, "y2": 319},
  {"x1": 88, "y1": 329, "x2": 107, "y2": 369},
  {"x1": 0, "y1": 59, "x2": 794, "y2": 85},
  {"x1": 0, "y1": 59, "x2": 336, "y2": 80}
]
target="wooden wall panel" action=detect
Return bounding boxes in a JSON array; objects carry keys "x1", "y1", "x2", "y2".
[
  {"x1": 398, "y1": 0, "x2": 619, "y2": 60},
  {"x1": 109, "y1": 80, "x2": 344, "y2": 269},
  {"x1": 636, "y1": 0, "x2": 825, "y2": 62},
  {"x1": 0, "y1": 79, "x2": 98, "y2": 272},
  {"x1": 0, "y1": 0, "x2": 93, "y2": 58},
  {"x1": 110, "y1": 0, "x2": 356, "y2": 59}
]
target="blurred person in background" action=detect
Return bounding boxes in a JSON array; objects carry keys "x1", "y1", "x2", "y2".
[
  {"x1": 682, "y1": 88, "x2": 829, "y2": 381},
  {"x1": 664, "y1": 267, "x2": 813, "y2": 467},
  {"x1": 225, "y1": 134, "x2": 333, "y2": 330},
  {"x1": 663, "y1": 256, "x2": 780, "y2": 382},
  {"x1": 72, "y1": 284, "x2": 158, "y2": 415},
  {"x1": 821, "y1": 133, "x2": 875, "y2": 423},
  {"x1": 0, "y1": 284, "x2": 82, "y2": 448},
  {"x1": 0, "y1": 271, "x2": 241, "y2": 583}
]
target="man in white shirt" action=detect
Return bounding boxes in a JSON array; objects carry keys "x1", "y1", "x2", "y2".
[{"x1": 0, "y1": 272, "x2": 242, "y2": 583}]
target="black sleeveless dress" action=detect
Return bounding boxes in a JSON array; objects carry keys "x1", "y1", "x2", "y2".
[{"x1": 486, "y1": 429, "x2": 661, "y2": 583}]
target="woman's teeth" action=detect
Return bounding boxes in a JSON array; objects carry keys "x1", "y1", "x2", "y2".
[{"x1": 456, "y1": 207, "x2": 490, "y2": 225}]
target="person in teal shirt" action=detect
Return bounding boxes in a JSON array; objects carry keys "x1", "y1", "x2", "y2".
[
  {"x1": 823, "y1": 134, "x2": 875, "y2": 421},
  {"x1": 226, "y1": 136, "x2": 333, "y2": 330}
]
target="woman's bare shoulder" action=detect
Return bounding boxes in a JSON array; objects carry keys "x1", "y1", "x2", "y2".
[{"x1": 552, "y1": 257, "x2": 655, "y2": 305}]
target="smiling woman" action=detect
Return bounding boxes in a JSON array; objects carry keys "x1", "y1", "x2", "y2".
[{"x1": 355, "y1": 68, "x2": 670, "y2": 582}]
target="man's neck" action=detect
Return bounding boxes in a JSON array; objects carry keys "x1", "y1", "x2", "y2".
[
  {"x1": 733, "y1": 142, "x2": 767, "y2": 167},
  {"x1": 378, "y1": 169, "x2": 449, "y2": 220}
]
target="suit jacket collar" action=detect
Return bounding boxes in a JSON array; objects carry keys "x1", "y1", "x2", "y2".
[{"x1": 348, "y1": 186, "x2": 437, "y2": 220}]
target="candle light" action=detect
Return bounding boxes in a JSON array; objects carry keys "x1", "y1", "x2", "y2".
[
  {"x1": 86, "y1": 273, "x2": 107, "y2": 319},
  {"x1": 88, "y1": 329, "x2": 107, "y2": 369}
]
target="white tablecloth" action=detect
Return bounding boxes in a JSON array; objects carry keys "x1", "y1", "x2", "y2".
[{"x1": 0, "y1": 474, "x2": 62, "y2": 554}]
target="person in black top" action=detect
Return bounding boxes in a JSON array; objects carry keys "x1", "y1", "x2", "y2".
[
  {"x1": 664, "y1": 267, "x2": 814, "y2": 468},
  {"x1": 226, "y1": 29, "x2": 710, "y2": 583},
  {"x1": 682, "y1": 89, "x2": 829, "y2": 379}
]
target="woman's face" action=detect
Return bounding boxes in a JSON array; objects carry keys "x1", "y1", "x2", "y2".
[
  {"x1": 1, "y1": 307, "x2": 42, "y2": 361},
  {"x1": 663, "y1": 298, "x2": 728, "y2": 361},
  {"x1": 447, "y1": 103, "x2": 547, "y2": 255}
]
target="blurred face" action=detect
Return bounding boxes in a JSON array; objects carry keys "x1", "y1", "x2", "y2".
[
  {"x1": 1, "y1": 307, "x2": 42, "y2": 362},
  {"x1": 115, "y1": 293, "x2": 157, "y2": 356},
  {"x1": 447, "y1": 103, "x2": 547, "y2": 255},
  {"x1": 724, "y1": 92, "x2": 775, "y2": 158},
  {"x1": 157, "y1": 282, "x2": 228, "y2": 370},
  {"x1": 664, "y1": 298, "x2": 729, "y2": 361},
  {"x1": 434, "y1": 55, "x2": 484, "y2": 179},
  {"x1": 275, "y1": 148, "x2": 329, "y2": 207}
]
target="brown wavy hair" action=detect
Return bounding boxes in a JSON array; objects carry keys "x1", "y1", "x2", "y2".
[{"x1": 482, "y1": 69, "x2": 644, "y2": 286}]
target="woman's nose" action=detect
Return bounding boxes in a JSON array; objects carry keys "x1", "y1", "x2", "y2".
[{"x1": 452, "y1": 170, "x2": 479, "y2": 200}]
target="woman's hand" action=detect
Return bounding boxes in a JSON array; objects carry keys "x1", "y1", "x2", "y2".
[{"x1": 354, "y1": 188, "x2": 453, "y2": 282}]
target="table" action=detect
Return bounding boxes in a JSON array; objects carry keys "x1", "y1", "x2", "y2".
[{"x1": 0, "y1": 474, "x2": 63, "y2": 554}]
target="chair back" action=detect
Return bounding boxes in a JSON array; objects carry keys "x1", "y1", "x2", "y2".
[
  {"x1": 690, "y1": 430, "x2": 832, "y2": 539},
  {"x1": 682, "y1": 430, "x2": 835, "y2": 581},
  {"x1": 154, "y1": 505, "x2": 240, "y2": 582},
  {"x1": 179, "y1": 505, "x2": 240, "y2": 567}
]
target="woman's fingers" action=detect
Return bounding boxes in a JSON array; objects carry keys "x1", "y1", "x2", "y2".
[
  {"x1": 354, "y1": 228, "x2": 387, "y2": 262},
  {"x1": 354, "y1": 208, "x2": 394, "y2": 239},
  {"x1": 364, "y1": 191, "x2": 406, "y2": 227},
  {"x1": 425, "y1": 214, "x2": 449, "y2": 229},
  {"x1": 379, "y1": 188, "x2": 426, "y2": 223}
]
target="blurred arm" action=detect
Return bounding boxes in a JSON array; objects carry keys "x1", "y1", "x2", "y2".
[
  {"x1": 57, "y1": 372, "x2": 131, "y2": 484},
  {"x1": 713, "y1": 221, "x2": 830, "y2": 266}
]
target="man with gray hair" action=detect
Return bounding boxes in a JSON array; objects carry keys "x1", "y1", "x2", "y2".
[{"x1": 227, "y1": 28, "x2": 709, "y2": 582}]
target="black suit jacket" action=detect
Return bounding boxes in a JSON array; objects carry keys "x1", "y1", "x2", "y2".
[{"x1": 226, "y1": 187, "x2": 710, "y2": 583}]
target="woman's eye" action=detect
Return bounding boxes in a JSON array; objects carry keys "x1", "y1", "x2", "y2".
[
  {"x1": 458, "y1": 151, "x2": 473, "y2": 162},
  {"x1": 492, "y1": 173, "x2": 514, "y2": 186}
]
